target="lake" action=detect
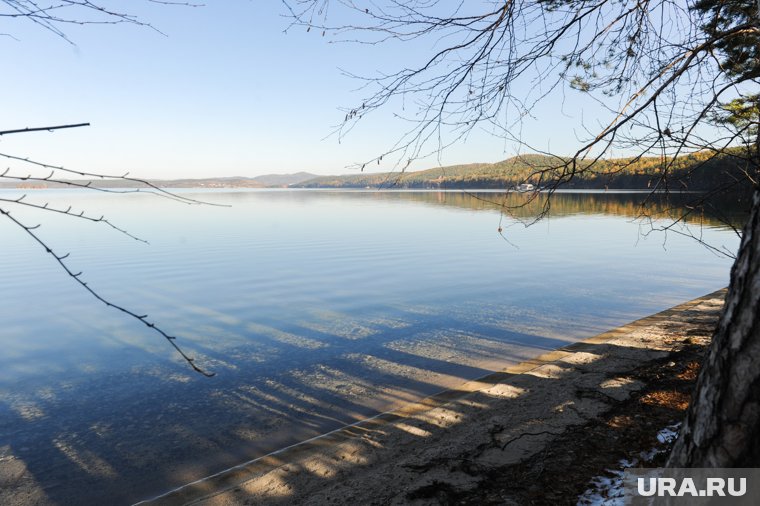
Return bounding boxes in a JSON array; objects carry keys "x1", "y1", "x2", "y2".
[{"x1": 0, "y1": 189, "x2": 743, "y2": 504}]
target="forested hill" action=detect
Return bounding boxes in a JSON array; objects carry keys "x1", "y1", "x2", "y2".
[
  {"x1": 295, "y1": 151, "x2": 751, "y2": 191},
  {"x1": 0, "y1": 152, "x2": 750, "y2": 191}
]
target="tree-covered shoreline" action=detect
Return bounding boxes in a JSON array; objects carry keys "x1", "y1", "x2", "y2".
[{"x1": 295, "y1": 150, "x2": 753, "y2": 192}]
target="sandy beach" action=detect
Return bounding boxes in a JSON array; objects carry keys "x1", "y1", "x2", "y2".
[{"x1": 133, "y1": 289, "x2": 725, "y2": 506}]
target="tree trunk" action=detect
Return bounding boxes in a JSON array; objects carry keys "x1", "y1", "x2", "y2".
[{"x1": 668, "y1": 187, "x2": 760, "y2": 466}]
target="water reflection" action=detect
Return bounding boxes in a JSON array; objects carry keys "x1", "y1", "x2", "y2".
[
  {"x1": 0, "y1": 189, "x2": 743, "y2": 504},
  {"x1": 253, "y1": 189, "x2": 749, "y2": 228}
]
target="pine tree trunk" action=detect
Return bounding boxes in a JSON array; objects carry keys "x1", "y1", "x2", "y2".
[{"x1": 668, "y1": 187, "x2": 760, "y2": 466}]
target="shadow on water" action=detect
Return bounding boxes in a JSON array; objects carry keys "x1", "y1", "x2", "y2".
[
  {"x1": 0, "y1": 302, "x2": 569, "y2": 505},
  {"x1": 0, "y1": 190, "x2": 742, "y2": 505},
  {"x1": 195, "y1": 335, "x2": 714, "y2": 506}
]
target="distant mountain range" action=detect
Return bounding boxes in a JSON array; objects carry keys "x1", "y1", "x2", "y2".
[
  {"x1": 144, "y1": 172, "x2": 320, "y2": 188},
  {"x1": 0, "y1": 172, "x2": 319, "y2": 190},
  {"x1": 250, "y1": 172, "x2": 317, "y2": 187},
  {"x1": 0, "y1": 151, "x2": 752, "y2": 192},
  {"x1": 293, "y1": 151, "x2": 751, "y2": 191}
]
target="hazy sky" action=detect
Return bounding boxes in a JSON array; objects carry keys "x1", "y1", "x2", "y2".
[{"x1": 0, "y1": 3, "x2": 601, "y2": 179}]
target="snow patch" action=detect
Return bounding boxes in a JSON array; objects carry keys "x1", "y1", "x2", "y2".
[{"x1": 576, "y1": 423, "x2": 681, "y2": 505}]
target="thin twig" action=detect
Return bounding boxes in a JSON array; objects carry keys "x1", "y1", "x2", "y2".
[{"x1": 0, "y1": 206, "x2": 215, "y2": 377}]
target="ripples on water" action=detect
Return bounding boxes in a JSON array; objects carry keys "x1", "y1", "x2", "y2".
[{"x1": 0, "y1": 189, "x2": 742, "y2": 504}]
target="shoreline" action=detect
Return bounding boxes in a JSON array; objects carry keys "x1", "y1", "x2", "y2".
[{"x1": 139, "y1": 289, "x2": 726, "y2": 506}]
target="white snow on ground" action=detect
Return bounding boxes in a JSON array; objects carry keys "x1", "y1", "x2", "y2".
[
  {"x1": 656, "y1": 424, "x2": 680, "y2": 444},
  {"x1": 576, "y1": 423, "x2": 681, "y2": 506},
  {"x1": 576, "y1": 467, "x2": 628, "y2": 506}
]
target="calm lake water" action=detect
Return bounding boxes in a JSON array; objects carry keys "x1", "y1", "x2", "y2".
[{"x1": 0, "y1": 189, "x2": 743, "y2": 504}]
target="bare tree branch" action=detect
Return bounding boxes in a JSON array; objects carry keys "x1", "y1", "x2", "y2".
[
  {"x1": 0, "y1": 193, "x2": 148, "y2": 242},
  {"x1": 0, "y1": 0, "x2": 203, "y2": 43},
  {"x1": 0, "y1": 206, "x2": 215, "y2": 377},
  {"x1": 0, "y1": 151, "x2": 227, "y2": 206},
  {"x1": 0, "y1": 122, "x2": 90, "y2": 136}
]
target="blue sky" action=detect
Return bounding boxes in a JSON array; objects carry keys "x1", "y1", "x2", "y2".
[{"x1": 0, "y1": 2, "x2": 600, "y2": 179}]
